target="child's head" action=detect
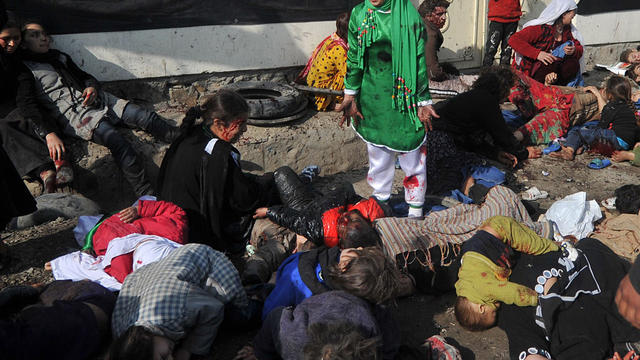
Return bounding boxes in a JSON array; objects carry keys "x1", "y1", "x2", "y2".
[
  {"x1": 454, "y1": 296, "x2": 499, "y2": 331},
  {"x1": 625, "y1": 64, "x2": 640, "y2": 85},
  {"x1": 615, "y1": 184, "x2": 640, "y2": 215},
  {"x1": 180, "y1": 90, "x2": 249, "y2": 143},
  {"x1": 0, "y1": 15, "x2": 21, "y2": 55},
  {"x1": 21, "y1": 20, "x2": 51, "y2": 54},
  {"x1": 327, "y1": 246, "x2": 400, "y2": 304},
  {"x1": 604, "y1": 75, "x2": 633, "y2": 103},
  {"x1": 302, "y1": 322, "x2": 381, "y2": 360},
  {"x1": 335, "y1": 12, "x2": 350, "y2": 42},
  {"x1": 621, "y1": 49, "x2": 640, "y2": 64},
  {"x1": 472, "y1": 65, "x2": 516, "y2": 103},
  {"x1": 337, "y1": 210, "x2": 381, "y2": 249},
  {"x1": 108, "y1": 326, "x2": 155, "y2": 360}
]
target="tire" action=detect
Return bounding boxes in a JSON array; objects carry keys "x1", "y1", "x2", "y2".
[{"x1": 223, "y1": 81, "x2": 305, "y2": 119}]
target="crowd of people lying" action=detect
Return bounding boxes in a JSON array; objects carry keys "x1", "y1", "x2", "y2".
[{"x1": 2, "y1": 0, "x2": 640, "y2": 359}]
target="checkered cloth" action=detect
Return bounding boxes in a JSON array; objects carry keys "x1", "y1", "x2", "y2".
[{"x1": 112, "y1": 243, "x2": 248, "y2": 339}]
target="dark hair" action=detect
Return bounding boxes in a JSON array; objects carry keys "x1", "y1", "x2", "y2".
[
  {"x1": 107, "y1": 326, "x2": 154, "y2": 360},
  {"x1": 621, "y1": 48, "x2": 635, "y2": 63},
  {"x1": 418, "y1": 0, "x2": 450, "y2": 18},
  {"x1": 471, "y1": 65, "x2": 516, "y2": 102},
  {"x1": 180, "y1": 89, "x2": 249, "y2": 132},
  {"x1": 625, "y1": 63, "x2": 640, "y2": 84},
  {"x1": 303, "y1": 322, "x2": 381, "y2": 360},
  {"x1": 1, "y1": 12, "x2": 19, "y2": 31},
  {"x1": 615, "y1": 184, "x2": 640, "y2": 214},
  {"x1": 454, "y1": 296, "x2": 494, "y2": 332},
  {"x1": 604, "y1": 75, "x2": 638, "y2": 122},
  {"x1": 336, "y1": 12, "x2": 350, "y2": 42},
  {"x1": 21, "y1": 18, "x2": 47, "y2": 34},
  {"x1": 338, "y1": 210, "x2": 381, "y2": 249},
  {"x1": 553, "y1": 9, "x2": 574, "y2": 26},
  {"x1": 326, "y1": 247, "x2": 400, "y2": 304}
]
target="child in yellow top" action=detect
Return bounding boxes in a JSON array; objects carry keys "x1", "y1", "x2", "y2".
[{"x1": 454, "y1": 216, "x2": 559, "y2": 331}]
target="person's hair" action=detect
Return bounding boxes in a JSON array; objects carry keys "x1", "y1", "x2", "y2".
[
  {"x1": 326, "y1": 246, "x2": 400, "y2": 304},
  {"x1": 418, "y1": 0, "x2": 450, "y2": 18},
  {"x1": 553, "y1": 9, "x2": 574, "y2": 26},
  {"x1": 621, "y1": 48, "x2": 635, "y2": 63},
  {"x1": 615, "y1": 184, "x2": 640, "y2": 214},
  {"x1": 454, "y1": 296, "x2": 494, "y2": 332},
  {"x1": 303, "y1": 322, "x2": 381, "y2": 360},
  {"x1": 604, "y1": 75, "x2": 638, "y2": 121},
  {"x1": 180, "y1": 89, "x2": 249, "y2": 132},
  {"x1": 107, "y1": 326, "x2": 154, "y2": 360},
  {"x1": 338, "y1": 210, "x2": 381, "y2": 249},
  {"x1": 625, "y1": 63, "x2": 640, "y2": 84},
  {"x1": 1, "y1": 13, "x2": 20, "y2": 32},
  {"x1": 471, "y1": 65, "x2": 516, "y2": 102},
  {"x1": 336, "y1": 12, "x2": 350, "y2": 42}
]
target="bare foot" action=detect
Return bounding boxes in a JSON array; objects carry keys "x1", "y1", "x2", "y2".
[
  {"x1": 40, "y1": 170, "x2": 56, "y2": 193},
  {"x1": 549, "y1": 146, "x2": 575, "y2": 160},
  {"x1": 612, "y1": 150, "x2": 635, "y2": 162},
  {"x1": 575, "y1": 146, "x2": 585, "y2": 155}
]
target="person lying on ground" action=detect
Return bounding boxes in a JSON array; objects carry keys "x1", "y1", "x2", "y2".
[
  {"x1": 510, "y1": 69, "x2": 599, "y2": 145},
  {"x1": 509, "y1": 0, "x2": 584, "y2": 86},
  {"x1": 625, "y1": 63, "x2": 640, "y2": 86},
  {"x1": 0, "y1": 15, "x2": 64, "y2": 193},
  {"x1": 498, "y1": 237, "x2": 640, "y2": 359},
  {"x1": 296, "y1": 12, "x2": 349, "y2": 111},
  {"x1": 110, "y1": 243, "x2": 255, "y2": 360},
  {"x1": 620, "y1": 48, "x2": 640, "y2": 65},
  {"x1": 237, "y1": 291, "x2": 398, "y2": 360},
  {"x1": 552, "y1": 75, "x2": 640, "y2": 160},
  {"x1": 417, "y1": 0, "x2": 477, "y2": 96},
  {"x1": 612, "y1": 142, "x2": 640, "y2": 165},
  {"x1": 454, "y1": 215, "x2": 560, "y2": 331},
  {"x1": 261, "y1": 246, "x2": 405, "y2": 321},
  {"x1": 430, "y1": 65, "x2": 542, "y2": 168},
  {"x1": 0, "y1": 280, "x2": 116, "y2": 360},
  {"x1": 17, "y1": 20, "x2": 180, "y2": 196},
  {"x1": 157, "y1": 90, "x2": 279, "y2": 252},
  {"x1": 46, "y1": 198, "x2": 187, "y2": 288}
]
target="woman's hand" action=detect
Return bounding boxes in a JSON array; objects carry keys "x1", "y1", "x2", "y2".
[
  {"x1": 253, "y1": 207, "x2": 268, "y2": 219},
  {"x1": 564, "y1": 44, "x2": 576, "y2": 56},
  {"x1": 45, "y1": 132, "x2": 65, "y2": 161},
  {"x1": 536, "y1": 51, "x2": 558, "y2": 65},
  {"x1": 498, "y1": 151, "x2": 518, "y2": 168},
  {"x1": 118, "y1": 205, "x2": 139, "y2": 223},
  {"x1": 82, "y1": 87, "x2": 98, "y2": 106},
  {"x1": 610, "y1": 350, "x2": 638, "y2": 360},
  {"x1": 527, "y1": 146, "x2": 542, "y2": 159},
  {"x1": 417, "y1": 105, "x2": 439, "y2": 131},
  {"x1": 335, "y1": 94, "x2": 363, "y2": 127},
  {"x1": 234, "y1": 346, "x2": 257, "y2": 360}
]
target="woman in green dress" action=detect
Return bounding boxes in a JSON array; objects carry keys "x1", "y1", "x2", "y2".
[{"x1": 337, "y1": 0, "x2": 438, "y2": 217}]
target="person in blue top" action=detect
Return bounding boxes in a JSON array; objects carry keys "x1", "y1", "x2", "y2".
[{"x1": 261, "y1": 245, "x2": 401, "y2": 320}]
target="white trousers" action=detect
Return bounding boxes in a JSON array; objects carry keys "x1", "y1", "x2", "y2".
[{"x1": 366, "y1": 143, "x2": 426, "y2": 207}]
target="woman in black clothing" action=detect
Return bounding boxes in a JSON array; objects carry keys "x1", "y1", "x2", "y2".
[
  {"x1": 157, "y1": 90, "x2": 278, "y2": 252},
  {"x1": 430, "y1": 65, "x2": 542, "y2": 168}
]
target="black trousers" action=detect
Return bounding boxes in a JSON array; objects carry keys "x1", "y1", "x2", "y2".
[{"x1": 483, "y1": 20, "x2": 518, "y2": 67}]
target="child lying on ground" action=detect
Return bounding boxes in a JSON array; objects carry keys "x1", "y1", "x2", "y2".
[
  {"x1": 454, "y1": 215, "x2": 560, "y2": 331},
  {"x1": 552, "y1": 75, "x2": 640, "y2": 160},
  {"x1": 46, "y1": 198, "x2": 187, "y2": 289}
]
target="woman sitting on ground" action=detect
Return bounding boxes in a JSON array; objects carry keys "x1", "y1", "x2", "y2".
[
  {"x1": 430, "y1": 65, "x2": 541, "y2": 169},
  {"x1": 157, "y1": 90, "x2": 279, "y2": 252},
  {"x1": 296, "y1": 13, "x2": 349, "y2": 111},
  {"x1": 17, "y1": 20, "x2": 179, "y2": 196},
  {"x1": 509, "y1": 0, "x2": 584, "y2": 86}
]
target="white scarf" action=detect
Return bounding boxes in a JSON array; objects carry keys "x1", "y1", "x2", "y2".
[{"x1": 514, "y1": 0, "x2": 585, "y2": 73}]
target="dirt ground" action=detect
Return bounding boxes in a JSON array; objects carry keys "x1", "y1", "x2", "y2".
[{"x1": 2, "y1": 69, "x2": 639, "y2": 359}]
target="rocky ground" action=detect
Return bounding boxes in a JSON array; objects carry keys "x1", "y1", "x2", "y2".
[{"x1": 2, "y1": 69, "x2": 638, "y2": 359}]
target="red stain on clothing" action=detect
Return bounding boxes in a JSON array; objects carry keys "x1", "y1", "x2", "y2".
[
  {"x1": 481, "y1": 272, "x2": 487, "y2": 277},
  {"x1": 403, "y1": 175, "x2": 419, "y2": 189},
  {"x1": 77, "y1": 116, "x2": 92, "y2": 128}
]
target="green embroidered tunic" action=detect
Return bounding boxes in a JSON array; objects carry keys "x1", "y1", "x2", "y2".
[{"x1": 344, "y1": 2, "x2": 431, "y2": 152}]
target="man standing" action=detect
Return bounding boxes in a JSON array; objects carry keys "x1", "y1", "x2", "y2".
[{"x1": 337, "y1": 0, "x2": 436, "y2": 217}]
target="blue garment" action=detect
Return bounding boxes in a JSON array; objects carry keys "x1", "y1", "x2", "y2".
[
  {"x1": 564, "y1": 126, "x2": 621, "y2": 151},
  {"x1": 502, "y1": 109, "x2": 526, "y2": 129},
  {"x1": 468, "y1": 165, "x2": 505, "y2": 189},
  {"x1": 261, "y1": 253, "x2": 322, "y2": 320},
  {"x1": 551, "y1": 40, "x2": 584, "y2": 87}
]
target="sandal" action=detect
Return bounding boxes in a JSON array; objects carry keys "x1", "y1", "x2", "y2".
[
  {"x1": 522, "y1": 186, "x2": 548, "y2": 201},
  {"x1": 542, "y1": 142, "x2": 561, "y2": 155},
  {"x1": 54, "y1": 159, "x2": 74, "y2": 186},
  {"x1": 39, "y1": 170, "x2": 56, "y2": 193},
  {"x1": 588, "y1": 158, "x2": 611, "y2": 170}
]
